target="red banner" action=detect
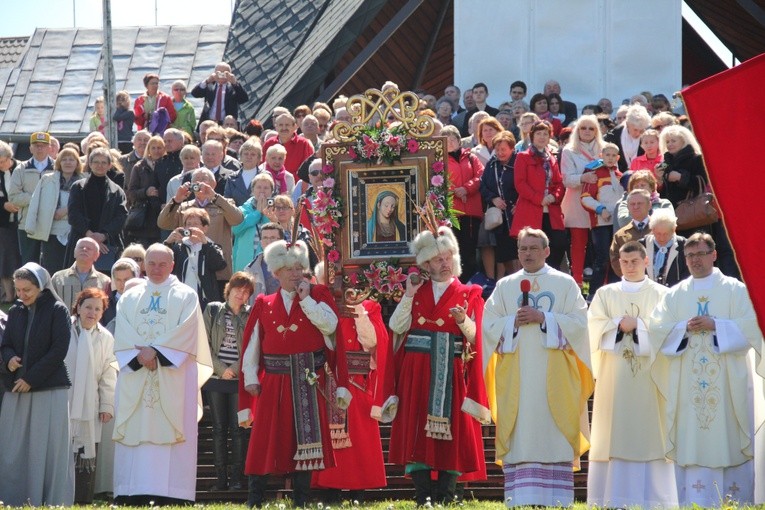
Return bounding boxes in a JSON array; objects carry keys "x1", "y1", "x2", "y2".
[{"x1": 682, "y1": 53, "x2": 765, "y2": 334}]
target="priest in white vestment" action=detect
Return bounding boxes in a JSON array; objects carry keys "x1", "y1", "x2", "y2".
[
  {"x1": 483, "y1": 227, "x2": 593, "y2": 508},
  {"x1": 112, "y1": 244, "x2": 213, "y2": 504},
  {"x1": 650, "y1": 232, "x2": 764, "y2": 507},
  {"x1": 587, "y1": 241, "x2": 677, "y2": 508}
]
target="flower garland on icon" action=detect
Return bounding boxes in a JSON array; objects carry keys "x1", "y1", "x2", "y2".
[
  {"x1": 344, "y1": 260, "x2": 409, "y2": 302},
  {"x1": 347, "y1": 124, "x2": 420, "y2": 165},
  {"x1": 305, "y1": 163, "x2": 343, "y2": 268},
  {"x1": 424, "y1": 159, "x2": 460, "y2": 229},
  {"x1": 310, "y1": 127, "x2": 458, "y2": 302}
]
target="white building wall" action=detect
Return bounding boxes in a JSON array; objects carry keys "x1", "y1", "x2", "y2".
[{"x1": 454, "y1": 0, "x2": 682, "y2": 112}]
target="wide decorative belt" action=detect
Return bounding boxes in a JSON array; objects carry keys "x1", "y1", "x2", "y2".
[
  {"x1": 346, "y1": 351, "x2": 371, "y2": 374},
  {"x1": 405, "y1": 329, "x2": 461, "y2": 440},
  {"x1": 262, "y1": 349, "x2": 326, "y2": 470},
  {"x1": 405, "y1": 330, "x2": 464, "y2": 357},
  {"x1": 263, "y1": 349, "x2": 326, "y2": 374}
]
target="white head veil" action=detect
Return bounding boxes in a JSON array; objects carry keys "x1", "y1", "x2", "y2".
[{"x1": 18, "y1": 262, "x2": 63, "y2": 303}]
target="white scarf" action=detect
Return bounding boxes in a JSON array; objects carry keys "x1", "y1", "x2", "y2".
[{"x1": 69, "y1": 320, "x2": 99, "y2": 459}]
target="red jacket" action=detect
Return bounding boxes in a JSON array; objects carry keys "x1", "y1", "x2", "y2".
[
  {"x1": 262, "y1": 133, "x2": 315, "y2": 176},
  {"x1": 133, "y1": 92, "x2": 177, "y2": 131},
  {"x1": 510, "y1": 147, "x2": 565, "y2": 236},
  {"x1": 448, "y1": 149, "x2": 484, "y2": 218}
]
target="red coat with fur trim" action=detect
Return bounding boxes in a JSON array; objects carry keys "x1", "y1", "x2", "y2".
[{"x1": 389, "y1": 279, "x2": 489, "y2": 480}]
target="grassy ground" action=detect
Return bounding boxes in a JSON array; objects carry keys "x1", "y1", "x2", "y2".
[{"x1": 3, "y1": 504, "x2": 756, "y2": 510}]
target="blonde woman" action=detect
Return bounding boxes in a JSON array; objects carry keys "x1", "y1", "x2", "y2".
[
  {"x1": 25, "y1": 148, "x2": 85, "y2": 273},
  {"x1": 560, "y1": 115, "x2": 605, "y2": 286}
]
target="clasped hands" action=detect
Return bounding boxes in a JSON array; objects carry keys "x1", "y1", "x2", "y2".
[
  {"x1": 515, "y1": 306, "x2": 545, "y2": 327},
  {"x1": 135, "y1": 345, "x2": 158, "y2": 371},
  {"x1": 7, "y1": 356, "x2": 30, "y2": 393},
  {"x1": 687, "y1": 315, "x2": 715, "y2": 333}
]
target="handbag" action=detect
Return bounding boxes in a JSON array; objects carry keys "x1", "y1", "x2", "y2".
[
  {"x1": 124, "y1": 201, "x2": 148, "y2": 231},
  {"x1": 483, "y1": 207, "x2": 503, "y2": 230},
  {"x1": 482, "y1": 162, "x2": 506, "y2": 231},
  {"x1": 675, "y1": 176, "x2": 719, "y2": 230}
]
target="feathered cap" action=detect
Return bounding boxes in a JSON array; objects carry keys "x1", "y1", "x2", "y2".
[
  {"x1": 411, "y1": 226, "x2": 461, "y2": 277},
  {"x1": 264, "y1": 239, "x2": 310, "y2": 273}
]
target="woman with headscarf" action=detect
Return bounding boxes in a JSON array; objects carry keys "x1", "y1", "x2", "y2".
[
  {"x1": 65, "y1": 287, "x2": 117, "y2": 503},
  {"x1": 0, "y1": 263, "x2": 74, "y2": 506},
  {"x1": 367, "y1": 190, "x2": 406, "y2": 242}
]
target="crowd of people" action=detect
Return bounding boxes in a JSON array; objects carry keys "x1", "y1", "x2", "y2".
[{"x1": 0, "y1": 65, "x2": 762, "y2": 509}]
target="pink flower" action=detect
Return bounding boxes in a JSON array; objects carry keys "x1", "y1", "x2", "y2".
[
  {"x1": 387, "y1": 135, "x2": 402, "y2": 149},
  {"x1": 322, "y1": 177, "x2": 335, "y2": 188},
  {"x1": 327, "y1": 250, "x2": 340, "y2": 263},
  {"x1": 364, "y1": 264, "x2": 382, "y2": 285},
  {"x1": 349, "y1": 272, "x2": 359, "y2": 285},
  {"x1": 431, "y1": 175, "x2": 444, "y2": 187},
  {"x1": 387, "y1": 266, "x2": 407, "y2": 287},
  {"x1": 322, "y1": 164, "x2": 334, "y2": 174},
  {"x1": 322, "y1": 238, "x2": 334, "y2": 247},
  {"x1": 349, "y1": 147, "x2": 358, "y2": 159},
  {"x1": 432, "y1": 161, "x2": 444, "y2": 173},
  {"x1": 407, "y1": 139, "x2": 419, "y2": 153},
  {"x1": 362, "y1": 134, "x2": 380, "y2": 158}
]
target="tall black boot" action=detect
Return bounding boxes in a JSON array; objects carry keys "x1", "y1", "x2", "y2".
[
  {"x1": 436, "y1": 471, "x2": 458, "y2": 505},
  {"x1": 229, "y1": 426, "x2": 244, "y2": 490},
  {"x1": 291, "y1": 471, "x2": 312, "y2": 507},
  {"x1": 209, "y1": 391, "x2": 229, "y2": 491},
  {"x1": 410, "y1": 469, "x2": 432, "y2": 507},
  {"x1": 247, "y1": 475, "x2": 268, "y2": 508},
  {"x1": 209, "y1": 431, "x2": 228, "y2": 490}
]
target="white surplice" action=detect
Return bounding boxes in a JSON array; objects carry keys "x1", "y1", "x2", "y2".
[
  {"x1": 112, "y1": 275, "x2": 212, "y2": 501},
  {"x1": 587, "y1": 278, "x2": 677, "y2": 508}
]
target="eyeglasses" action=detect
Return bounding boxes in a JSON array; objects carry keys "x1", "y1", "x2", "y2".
[
  {"x1": 131, "y1": 257, "x2": 144, "y2": 262},
  {"x1": 580, "y1": 126, "x2": 596, "y2": 131},
  {"x1": 309, "y1": 170, "x2": 321, "y2": 176},
  {"x1": 684, "y1": 250, "x2": 713, "y2": 260}
]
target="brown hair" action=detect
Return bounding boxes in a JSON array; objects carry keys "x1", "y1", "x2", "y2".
[
  {"x1": 72, "y1": 287, "x2": 110, "y2": 316},
  {"x1": 477, "y1": 117, "x2": 504, "y2": 147},
  {"x1": 224, "y1": 271, "x2": 255, "y2": 300}
]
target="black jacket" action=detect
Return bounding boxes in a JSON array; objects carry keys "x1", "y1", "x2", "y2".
[
  {"x1": 1, "y1": 290, "x2": 71, "y2": 391},
  {"x1": 67, "y1": 174, "x2": 128, "y2": 250},
  {"x1": 190, "y1": 81, "x2": 249, "y2": 127},
  {"x1": 605, "y1": 125, "x2": 645, "y2": 172},
  {"x1": 169, "y1": 240, "x2": 227, "y2": 308},
  {"x1": 155, "y1": 150, "x2": 183, "y2": 202},
  {"x1": 480, "y1": 153, "x2": 518, "y2": 223},
  {"x1": 660, "y1": 145, "x2": 707, "y2": 207}
]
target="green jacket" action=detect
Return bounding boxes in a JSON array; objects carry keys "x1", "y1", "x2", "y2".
[{"x1": 171, "y1": 99, "x2": 197, "y2": 137}]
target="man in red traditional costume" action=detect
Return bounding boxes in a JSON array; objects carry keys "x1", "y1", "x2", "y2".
[
  {"x1": 238, "y1": 240, "x2": 349, "y2": 508},
  {"x1": 388, "y1": 225, "x2": 491, "y2": 506},
  {"x1": 310, "y1": 264, "x2": 398, "y2": 503}
]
